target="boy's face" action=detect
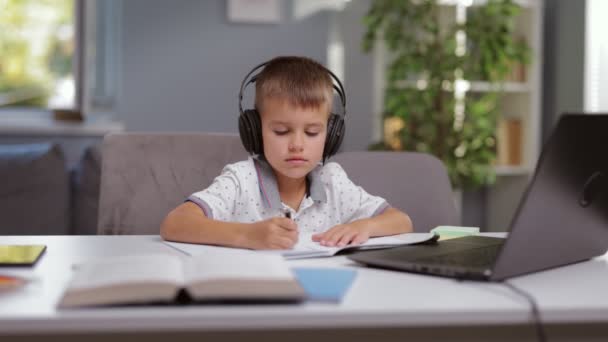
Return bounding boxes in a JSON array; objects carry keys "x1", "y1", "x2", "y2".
[{"x1": 260, "y1": 97, "x2": 329, "y2": 181}]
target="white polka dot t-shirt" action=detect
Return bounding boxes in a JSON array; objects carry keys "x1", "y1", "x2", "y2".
[{"x1": 188, "y1": 157, "x2": 389, "y2": 234}]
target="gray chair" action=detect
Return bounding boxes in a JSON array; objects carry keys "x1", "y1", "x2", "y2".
[
  {"x1": 98, "y1": 133, "x2": 248, "y2": 234},
  {"x1": 331, "y1": 151, "x2": 458, "y2": 232}
]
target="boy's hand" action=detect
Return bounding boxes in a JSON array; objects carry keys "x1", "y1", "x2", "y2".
[
  {"x1": 246, "y1": 217, "x2": 298, "y2": 250},
  {"x1": 312, "y1": 223, "x2": 370, "y2": 247}
]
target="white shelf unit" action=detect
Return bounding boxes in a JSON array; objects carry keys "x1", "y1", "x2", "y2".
[
  {"x1": 485, "y1": 0, "x2": 543, "y2": 231},
  {"x1": 371, "y1": 0, "x2": 544, "y2": 230},
  {"x1": 468, "y1": 81, "x2": 531, "y2": 93},
  {"x1": 494, "y1": 165, "x2": 531, "y2": 176}
]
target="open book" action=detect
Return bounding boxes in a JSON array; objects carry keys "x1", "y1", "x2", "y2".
[
  {"x1": 165, "y1": 232, "x2": 438, "y2": 260},
  {"x1": 58, "y1": 253, "x2": 305, "y2": 308}
]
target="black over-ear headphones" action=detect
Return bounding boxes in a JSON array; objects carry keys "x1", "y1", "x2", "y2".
[{"x1": 238, "y1": 60, "x2": 347, "y2": 162}]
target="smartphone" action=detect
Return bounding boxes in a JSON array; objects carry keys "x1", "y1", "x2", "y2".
[{"x1": 0, "y1": 245, "x2": 46, "y2": 266}]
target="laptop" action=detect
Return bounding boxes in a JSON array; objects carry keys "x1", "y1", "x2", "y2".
[{"x1": 349, "y1": 114, "x2": 608, "y2": 281}]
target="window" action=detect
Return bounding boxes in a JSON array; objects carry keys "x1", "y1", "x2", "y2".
[
  {"x1": 0, "y1": 0, "x2": 77, "y2": 109},
  {"x1": 585, "y1": 0, "x2": 608, "y2": 112}
]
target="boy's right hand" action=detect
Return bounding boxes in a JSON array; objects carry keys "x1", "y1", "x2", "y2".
[{"x1": 245, "y1": 217, "x2": 298, "y2": 250}]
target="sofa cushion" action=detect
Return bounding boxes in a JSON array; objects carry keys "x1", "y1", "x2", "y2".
[{"x1": 0, "y1": 143, "x2": 70, "y2": 235}]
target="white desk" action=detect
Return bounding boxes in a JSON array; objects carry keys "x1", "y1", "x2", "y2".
[{"x1": 1, "y1": 235, "x2": 608, "y2": 341}]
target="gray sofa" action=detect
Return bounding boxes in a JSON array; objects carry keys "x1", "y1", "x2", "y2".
[{"x1": 0, "y1": 142, "x2": 101, "y2": 235}]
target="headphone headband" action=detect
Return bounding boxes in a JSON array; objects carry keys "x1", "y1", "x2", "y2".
[{"x1": 238, "y1": 61, "x2": 267, "y2": 115}]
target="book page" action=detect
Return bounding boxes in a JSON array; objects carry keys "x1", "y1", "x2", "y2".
[
  {"x1": 184, "y1": 253, "x2": 293, "y2": 284},
  {"x1": 288, "y1": 234, "x2": 341, "y2": 255},
  {"x1": 283, "y1": 232, "x2": 436, "y2": 257},
  {"x1": 294, "y1": 233, "x2": 410, "y2": 250},
  {"x1": 163, "y1": 241, "x2": 255, "y2": 258},
  {"x1": 68, "y1": 254, "x2": 185, "y2": 290},
  {"x1": 184, "y1": 253, "x2": 305, "y2": 301},
  {"x1": 293, "y1": 233, "x2": 430, "y2": 252}
]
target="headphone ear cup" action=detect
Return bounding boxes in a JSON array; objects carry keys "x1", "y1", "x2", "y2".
[
  {"x1": 323, "y1": 113, "x2": 345, "y2": 161},
  {"x1": 249, "y1": 109, "x2": 263, "y2": 155},
  {"x1": 239, "y1": 109, "x2": 263, "y2": 155},
  {"x1": 238, "y1": 110, "x2": 253, "y2": 154}
]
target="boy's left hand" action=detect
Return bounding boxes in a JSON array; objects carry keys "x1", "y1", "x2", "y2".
[{"x1": 311, "y1": 223, "x2": 370, "y2": 247}]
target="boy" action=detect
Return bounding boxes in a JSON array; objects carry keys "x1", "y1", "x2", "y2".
[{"x1": 160, "y1": 56, "x2": 413, "y2": 249}]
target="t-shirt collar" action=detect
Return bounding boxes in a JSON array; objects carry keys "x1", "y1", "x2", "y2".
[{"x1": 252, "y1": 157, "x2": 327, "y2": 209}]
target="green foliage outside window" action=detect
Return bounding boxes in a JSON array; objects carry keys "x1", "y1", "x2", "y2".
[{"x1": 0, "y1": 0, "x2": 74, "y2": 107}]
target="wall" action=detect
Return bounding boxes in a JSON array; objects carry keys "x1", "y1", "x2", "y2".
[
  {"x1": 118, "y1": 0, "x2": 328, "y2": 134},
  {"x1": 542, "y1": 0, "x2": 586, "y2": 142},
  {"x1": 334, "y1": 0, "x2": 375, "y2": 151},
  {"x1": 116, "y1": 0, "x2": 377, "y2": 152}
]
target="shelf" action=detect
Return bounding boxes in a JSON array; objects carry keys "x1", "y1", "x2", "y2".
[
  {"x1": 468, "y1": 81, "x2": 531, "y2": 93},
  {"x1": 438, "y1": 0, "x2": 538, "y2": 8},
  {"x1": 0, "y1": 110, "x2": 124, "y2": 137},
  {"x1": 394, "y1": 80, "x2": 531, "y2": 93},
  {"x1": 494, "y1": 165, "x2": 531, "y2": 176}
]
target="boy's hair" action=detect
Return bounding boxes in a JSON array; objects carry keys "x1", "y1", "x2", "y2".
[{"x1": 255, "y1": 56, "x2": 333, "y2": 114}]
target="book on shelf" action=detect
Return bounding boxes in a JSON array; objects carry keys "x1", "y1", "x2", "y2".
[
  {"x1": 58, "y1": 253, "x2": 305, "y2": 308},
  {"x1": 165, "y1": 232, "x2": 439, "y2": 260},
  {"x1": 505, "y1": 37, "x2": 528, "y2": 83},
  {"x1": 496, "y1": 118, "x2": 522, "y2": 166},
  {"x1": 505, "y1": 61, "x2": 527, "y2": 83}
]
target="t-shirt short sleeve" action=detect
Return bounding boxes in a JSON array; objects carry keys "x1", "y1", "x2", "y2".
[
  {"x1": 323, "y1": 162, "x2": 390, "y2": 223},
  {"x1": 187, "y1": 164, "x2": 240, "y2": 221}
]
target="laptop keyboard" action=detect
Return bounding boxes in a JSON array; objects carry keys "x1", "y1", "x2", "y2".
[{"x1": 416, "y1": 244, "x2": 502, "y2": 269}]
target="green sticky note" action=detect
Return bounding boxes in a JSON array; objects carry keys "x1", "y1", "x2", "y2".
[{"x1": 431, "y1": 226, "x2": 480, "y2": 240}]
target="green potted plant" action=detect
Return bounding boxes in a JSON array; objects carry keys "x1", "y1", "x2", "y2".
[{"x1": 363, "y1": 0, "x2": 530, "y2": 190}]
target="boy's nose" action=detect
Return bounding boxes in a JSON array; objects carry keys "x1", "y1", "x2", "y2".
[
  {"x1": 288, "y1": 133, "x2": 304, "y2": 152},
  {"x1": 288, "y1": 142, "x2": 303, "y2": 152}
]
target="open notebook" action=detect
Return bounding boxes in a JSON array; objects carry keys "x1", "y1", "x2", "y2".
[{"x1": 164, "y1": 232, "x2": 438, "y2": 259}]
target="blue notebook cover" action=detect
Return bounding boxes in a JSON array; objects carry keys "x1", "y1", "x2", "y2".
[{"x1": 292, "y1": 267, "x2": 357, "y2": 303}]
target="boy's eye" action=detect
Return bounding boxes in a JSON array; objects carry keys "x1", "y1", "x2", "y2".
[{"x1": 272, "y1": 129, "x2": 320, "y2": 137}]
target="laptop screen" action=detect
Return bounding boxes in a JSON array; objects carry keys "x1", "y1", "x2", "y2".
[{"x1": 491, "y1": 114, "x2": 608, "y2": 280}]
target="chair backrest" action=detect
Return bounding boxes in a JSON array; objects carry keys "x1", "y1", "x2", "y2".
[
  {"x1": 99, "y1": 135, "x2": 457, "y2": 234},
  {"x1": 330, "y1": 151, "x2": 459, "y2": 232},
  {"x1": 98, "y1": 133, "x2": 248, "y2": 234}
]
